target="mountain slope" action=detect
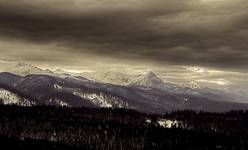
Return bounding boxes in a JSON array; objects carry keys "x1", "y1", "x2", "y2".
[
  {"x1": 1, "y1": 73, "x2": 248, "y2": 113},
  {"x1": 0, "y1": 73, "x2": 129, "y2": 109},
  {"x1": 0, "y1": 83, "x2": 35, "y2": 106}
]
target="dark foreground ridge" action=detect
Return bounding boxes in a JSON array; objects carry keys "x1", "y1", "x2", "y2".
[{"x1": 0, "y1": 105, "x2": 248, "y2": 150}]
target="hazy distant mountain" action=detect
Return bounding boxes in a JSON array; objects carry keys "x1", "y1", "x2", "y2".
[
  {"x1": 0, "y1": 61, "x2": 53, "y2": 76},
  {"x1": 128, "y1": 71, "x2": 201, "y2": 96},
  {"x1": 84, "y1": 70, "x2": 199, "y2": 94},
  {"x1": 84, "y1": 70, "x2": 247, "y2": 103},
  {"x1": 81, "y1": 70, "x2": 133, "y2": 85}
]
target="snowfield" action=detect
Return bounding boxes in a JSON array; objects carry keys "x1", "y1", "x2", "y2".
[
  {"x1": 0, "y1": 89, "x2": 34, "y2": 106},
  {"x1": 73, "y1": 90, "x2": 128, "y2": 108}
]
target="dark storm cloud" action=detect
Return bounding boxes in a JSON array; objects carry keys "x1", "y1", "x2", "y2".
[{"x1": 0, "y1": 0, "x2": 248, "y2": 69}]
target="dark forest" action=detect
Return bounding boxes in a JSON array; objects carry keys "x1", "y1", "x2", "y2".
[{"x1": 0, "y1": 105, "x2": 247, "y2": 150}]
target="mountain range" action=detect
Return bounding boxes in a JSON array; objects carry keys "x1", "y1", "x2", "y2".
[{"x1": 0, "y1": 61, "x2": 248, "y2": 113}]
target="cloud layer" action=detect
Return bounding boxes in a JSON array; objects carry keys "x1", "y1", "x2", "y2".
[{"x1": 0, "y1": 0, "x2": 248, "y2": 69}]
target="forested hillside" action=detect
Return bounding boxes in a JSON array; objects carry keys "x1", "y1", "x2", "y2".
[{"x1": 0, "y1": 105, "x2": 247, "y2": 150}]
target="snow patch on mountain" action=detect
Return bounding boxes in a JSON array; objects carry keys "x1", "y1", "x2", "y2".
[
  {"x1": 52, "y1": 83, "x2": 128, "y2": 108},
  {"x1": 0, "y1": 88, "x2": 34, "y2": 106},
  {"x1": 49, "y1": 98, "x2": 69, "y2": 107},
  {"x1": 73, "y1": 91, "x2": 113, "y2": 108},
  {"x1": 73, "y1": 90, "x2": 128, "y2": 108},
  {"x1": 54, "y1": 84, "x2": 63, "y2": 90}
]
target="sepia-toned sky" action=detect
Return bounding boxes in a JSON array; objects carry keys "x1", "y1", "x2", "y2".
[
  {"x1": 1, "y1": 0, "x2": 248, "y2": 97},
  {"x1": 0, "y1": 0, "x2": 248, "y2": 71}
]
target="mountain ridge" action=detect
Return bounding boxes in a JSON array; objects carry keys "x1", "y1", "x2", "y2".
[
  {"x1": 0, "y1": 61, "x2": 247, "y2": 109},
  {"x1": 0, "y1": 72, "x2": 248, "y2": 113}
]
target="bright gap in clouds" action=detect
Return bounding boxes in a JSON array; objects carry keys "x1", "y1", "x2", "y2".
[
  {"x1": 197, "y1": 79, "x2": 228, "y2": 85},
  {"x1": 200, "y1": 0, "x2": 233, "y2": 2}
]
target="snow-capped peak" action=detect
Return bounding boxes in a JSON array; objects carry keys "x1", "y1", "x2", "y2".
[
  {"x1": 144, "y1": 71, "x2": 161, "y2": 80},
  {"x1": 0, "y1": 61, "x2": 53, "y2": 76},
  {"x1": 129, "y1": 71, "x2": 165, "y2": 89},
  {"x1": 140, "y1": 71, "x2": 163, "y2": 83}
]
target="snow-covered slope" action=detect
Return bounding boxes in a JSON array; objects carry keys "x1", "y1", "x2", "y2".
[
  {"x1": 0, "y1": 88, "x2": 34, "y2": 106},
  {"x1": 54, "y1": 84, "x2": 129, "y2": 108}
]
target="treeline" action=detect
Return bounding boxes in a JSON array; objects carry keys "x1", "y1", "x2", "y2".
[{"x1": 0, "y1": 105, "x2": 247, "y2": 150}]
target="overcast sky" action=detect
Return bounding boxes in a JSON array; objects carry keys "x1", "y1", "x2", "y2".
[{"x1": 0, "y1": 0, "x2": 248, "y2": 71}]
